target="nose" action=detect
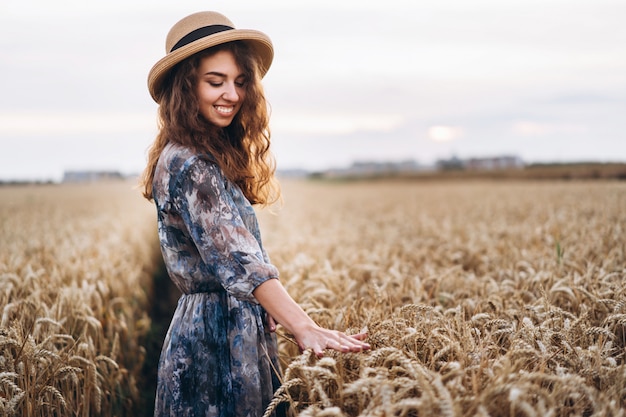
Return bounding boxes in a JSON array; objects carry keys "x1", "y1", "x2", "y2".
[{"x1": 222, "y1": 82, "x2": 240, "y2": 102}]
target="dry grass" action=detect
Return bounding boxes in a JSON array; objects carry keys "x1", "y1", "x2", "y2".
[
  {"x1": 258, "y1": 179, "x2": 626, "y2": 416},
  {"x1": 0, "y1": 181, "x2": 158, "y2": 416},
  {"x1": 1, "y1": 178, "x2": 625, "y2": 416}
]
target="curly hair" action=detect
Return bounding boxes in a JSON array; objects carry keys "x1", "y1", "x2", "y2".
[{"x1": 140, "y1": 41, "x2": 280, "y2": 205}]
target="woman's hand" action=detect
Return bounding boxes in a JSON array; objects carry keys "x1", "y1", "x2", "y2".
[
  {"x1": 254, "y1": 278, "x2": 370, "y2": 357},
  {"x1": 294, "y1": 324, "x2": 370, "y2": 357}
]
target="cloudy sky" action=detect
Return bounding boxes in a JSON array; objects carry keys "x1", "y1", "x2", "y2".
[{"x1": 1, "y1": 0, "x2": 625, "y2": 181}]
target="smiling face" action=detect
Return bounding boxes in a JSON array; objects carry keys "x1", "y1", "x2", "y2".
[{"x1": 196, "y1": 50, "x2": 247, "y2": 128}]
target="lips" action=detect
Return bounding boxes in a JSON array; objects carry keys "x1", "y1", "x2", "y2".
[{"x1": 214, "y1": 105, "x2": 235, "y2": 116}]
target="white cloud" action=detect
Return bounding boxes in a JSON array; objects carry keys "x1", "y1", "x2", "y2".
[
  {"x1": 0, "y1": 112, "x2": 157, "y2": 136},
  {"x1": 511, "y1": 121, "x2": 588, "y2": 136},
  {"x1": 271, "y1": 113, "x2": 405, "y2": 135},
  {"x1": 428, "y1": 126, "x2": 464, "y2": 142}
]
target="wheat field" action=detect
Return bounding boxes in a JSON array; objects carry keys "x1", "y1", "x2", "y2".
[
  {"x1": 1, "y1": 179, "x2": 625, "y2": 416},
  {"x1": 257, "y1": 179, "x2": 626, "y2": 416},
  {"x1": 0, "y1": 182, "x2": 159, "y2": 416}
]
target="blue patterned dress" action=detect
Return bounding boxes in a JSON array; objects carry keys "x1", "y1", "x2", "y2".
[{"x1": 152, "y1": 142, "x2": 285, "y2": 417}]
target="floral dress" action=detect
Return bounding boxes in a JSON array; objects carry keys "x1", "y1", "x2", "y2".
[{"x1": 152, "y1": 142, "x2": 285, "y2": 417}]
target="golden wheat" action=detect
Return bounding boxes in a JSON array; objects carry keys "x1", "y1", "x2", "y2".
[
  {"x1": 2, "y1": 179, "x2": 625, "y2": 416},
  {"x1": 258, "y1": 179, "x2": 626, "y2": 417},
  {"x1": 0, "y1": 181, "x2": 158, "y2": 416}
]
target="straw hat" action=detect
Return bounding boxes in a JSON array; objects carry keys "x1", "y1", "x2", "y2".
[{"x1": 148, "y1": 11, "x2": 274, "y2": 102}]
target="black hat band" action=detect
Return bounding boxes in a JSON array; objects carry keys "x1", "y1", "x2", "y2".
[{"x1": 170, "y1": 24, "x2": 234, "y2": 52}]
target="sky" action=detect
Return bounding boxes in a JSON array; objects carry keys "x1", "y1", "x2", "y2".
[{"x1": 0, "y1": 0, "x2": 625, "y2": 181}]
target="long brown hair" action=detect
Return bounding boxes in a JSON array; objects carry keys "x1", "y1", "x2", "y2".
[{"x1": 140, "y1": 41, "x2": 280, "y2": 205}]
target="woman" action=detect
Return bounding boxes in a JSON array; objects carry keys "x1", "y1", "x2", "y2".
[{"x1": 141, "y1": 11, "x2": 370, "y2": 417}]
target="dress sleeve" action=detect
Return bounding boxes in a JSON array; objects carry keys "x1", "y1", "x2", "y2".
[{"x1": 171, "y1": 156, "x2": 279, "y2": 303}]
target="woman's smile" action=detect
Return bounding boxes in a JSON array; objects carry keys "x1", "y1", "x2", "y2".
[{"x1": 214, "y1": 105, "x2": 235, "y2": 116}]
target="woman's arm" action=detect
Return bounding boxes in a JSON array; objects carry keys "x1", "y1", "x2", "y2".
[{"x1": 253, "y1": 278, "x2": 370, "y2": 357}]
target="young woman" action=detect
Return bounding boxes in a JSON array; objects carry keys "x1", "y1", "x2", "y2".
[{"x1": 141, "y1": 11, "x2": 370, "y2": 417}]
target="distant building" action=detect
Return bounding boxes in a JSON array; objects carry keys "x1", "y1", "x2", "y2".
[
  {"x1": 436, "y1": 155, "x2": 465, "y2": 171},
  {"x1": 62, "y1": 170, "x2": 124, "y2": 183},
  {"x1": 465, "y1": 156, "x2": 524, "y2": 170},
  {"x1": 323, "y1": 159, "x2": 424, "y2": 177},
  {"x1": 436, "y1": 155, "x2": 524, "y2": 171},
  {"x1": 351, "y1": 160, "x2": 421, "y2": 173}
]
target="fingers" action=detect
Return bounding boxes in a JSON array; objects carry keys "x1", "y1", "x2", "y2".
[
  {"x1": 325, "y1": 339, "x2": 345, "y2": 352},
  {"x1": 265, "y1": 313, "x2": 277, "y2": 332},
  {"x1": 314, "y1": 339, "x2": 346, "y2": 358},
  {"x1": 341, "y1": 333, "x2": 371, "y2": 352},
  {"x1": 313, "y1": 346, "x2": 325, "y2": 358},
  {"x1": 348, "y1": 332, "x2": 368, "y2": 341},
  {"x1": 323, "y1": 332, "x2": 371, "y2": 355},
  {"x1": 295, "y1": 327, "x2": 371, "y2": 357}
]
